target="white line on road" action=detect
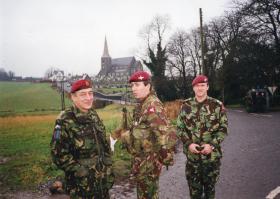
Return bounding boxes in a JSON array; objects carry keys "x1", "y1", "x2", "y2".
[
  {"x1": 266, "y1": 186, "x2": 280, "y2": 199},
  {"x1": 249, "y1": 113, "x2": 273, "y2": 117},
  {"x1": 231, "y1": 109, "x2": 244, "y2": 113}
]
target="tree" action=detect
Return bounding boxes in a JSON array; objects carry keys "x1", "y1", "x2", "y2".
[
  {"x1": 7, "y1": 71, "x2": 15, "y2": 80},
  {"x1": 206, "y1": 11, "x2": 245, "y2": 102},
  {"x1": 44, "y1": 67, "x2": 59, "y2": 79},
  {"x1": 236, "y1": 0, "x2": 280, "y2": 87},
  {"x1": 140, "y1": 15, "x2": 176, "y2": 101},
  {"x1": 0, "y1": 68, "x2": 9, "y2": 81},
  {"x1": 167, "y1": 30, "x2": 193, "y2": 98}
]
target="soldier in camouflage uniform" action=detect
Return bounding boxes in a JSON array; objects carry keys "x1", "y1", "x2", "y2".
[
  {"x1": 111, "y1": 71, "x2": 177, "y2": 199},
  {"x1": 50, "y1": 79, "x2": 114, "y2": 199},
  {"x1": 177, "y1": 75, "x2": 228, "y2": 199}
]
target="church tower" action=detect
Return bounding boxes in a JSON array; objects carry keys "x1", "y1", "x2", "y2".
[{"x1": 100, "y1": 37, "x2": 112, "y2": 76}]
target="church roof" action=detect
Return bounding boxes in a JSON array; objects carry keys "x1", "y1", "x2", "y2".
[{"x1": 112, "y1": 57, "x2": 135, "y2": 66}]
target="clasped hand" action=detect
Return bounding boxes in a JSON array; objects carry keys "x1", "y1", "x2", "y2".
[{"x1": 188, "y1": 143, "x2": 213, "y2": 155}]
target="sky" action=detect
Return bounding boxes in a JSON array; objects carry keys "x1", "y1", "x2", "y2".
[{"x1": 0, "y1": 0, "x2": 233, "y2": 77}]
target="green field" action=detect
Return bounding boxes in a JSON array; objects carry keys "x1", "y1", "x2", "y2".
[
  {"x1": 0, "y1": 81, "x2": 71, "y2": 116},
  {"x1": 0, "y1": 82, "x2": 132, "y2": 192}
]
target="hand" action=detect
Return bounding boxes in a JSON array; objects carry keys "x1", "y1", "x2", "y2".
[
  {"x1": 110, "y1": 135, "x2": 117, "y2": 152},
  {"x1": 200, "y1": 144, "x2": 213, "y2": 155},
  {"x1": 188, "y1": 143, "x2": 201, "y2": 154}
]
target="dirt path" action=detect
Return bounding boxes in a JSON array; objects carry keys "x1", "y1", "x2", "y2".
[{"x1": 0, "y1": 144, "x2": 188, "y2": 199}]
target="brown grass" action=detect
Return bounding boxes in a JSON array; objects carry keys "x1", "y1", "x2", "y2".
[
  {"x1": 164, "y1": 99, "x2": 184, "y2": 120},
  {"x1": 0, "y1": 115, "x2": 56, "y2": 127}
]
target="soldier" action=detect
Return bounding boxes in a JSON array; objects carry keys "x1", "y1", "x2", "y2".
[
  {"x1": 111, "y1": 71, "x2": 177, "y2": 199},
  {"x1": 177, "y1": 75, "x2": 228, "y2": 199},
  {"x1": 50, "y1": 79, "x2": 114, "y2": 199}
]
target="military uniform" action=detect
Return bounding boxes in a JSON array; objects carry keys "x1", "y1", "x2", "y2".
[
  {"x1": 177, "y1": 96, "x2": 228, "y2": 199},
  {"x1": 50, "y1": 106, "x2": 114, "y2": 199},
  {"x1": 117, "y1": 93, "x2": 177, "y2": 199}
]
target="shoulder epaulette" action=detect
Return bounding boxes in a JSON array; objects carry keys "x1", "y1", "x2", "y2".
[{"x1": 208, "y1": 97, "x2": 223, "y2": 106}]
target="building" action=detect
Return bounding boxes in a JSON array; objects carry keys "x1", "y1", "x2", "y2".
[{"x1": 97, "y1": 37, "x2": 143, "y2": 80}]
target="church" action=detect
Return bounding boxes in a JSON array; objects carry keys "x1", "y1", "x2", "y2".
[{"x1": 97, "y1": 37, "x2": 143, "y2": 79}]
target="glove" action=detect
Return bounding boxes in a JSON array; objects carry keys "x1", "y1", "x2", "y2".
[{"x1": 110, "y1": 135, "x2": 117, "y2": 152}]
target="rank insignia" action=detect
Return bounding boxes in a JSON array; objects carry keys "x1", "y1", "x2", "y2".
[{"x1": 52, "y1": 124, "x2": 61, "y2": 141}]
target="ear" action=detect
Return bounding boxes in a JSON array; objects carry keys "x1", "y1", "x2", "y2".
[
  {"x1": 70, "y1": 93, "x2": 75, "y2": 101},
  {"x1": 146, "y1": 83, "x2": 151, "y2": 90}
]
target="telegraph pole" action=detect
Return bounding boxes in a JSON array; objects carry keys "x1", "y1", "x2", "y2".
[
  {"x1": 199, "y1": 8, "x2": 205, "y2": 75},
  {"x1": 59, "y1": 75, "x2": 65, "y2": 111}
]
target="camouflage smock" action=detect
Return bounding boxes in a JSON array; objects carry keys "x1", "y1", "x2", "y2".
[
  {"x1": 123, "y1": 93, "x2": 177, "y2": 175},
  {"x1": 50, "y1": 105, "x2": 114, "y2": 198},
  {"x1": 177, "y1": 96, "x2": 228, "y2": 162}
]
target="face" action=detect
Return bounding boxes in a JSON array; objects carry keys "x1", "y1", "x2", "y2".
[
  {"x1": 193, "y1": 83, "x2": 209, "y2": 100},
  {"x1": 71, "y1": 88, "x2": 94, "y2": 112},
  {"x1": 130, "y1": 81, "x2": 150, "y2": 100}
]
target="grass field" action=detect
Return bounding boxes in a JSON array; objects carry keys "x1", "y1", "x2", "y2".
[
  {"x1": 0, "y1": 81, "x2": 71, "y2": 116},
  {"x1": 97, "y1": 87, "x2": 132, "y2": 94},
  {"x1": 0, "y1": 82, "x2": 132, "y2": 192}
]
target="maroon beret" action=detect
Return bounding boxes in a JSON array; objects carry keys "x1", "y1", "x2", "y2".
[
  {"x1": 71, "y1": 79, "x2": 92, "y2": 93},
  {"x1": 192, "y1": 75, "x2": 208, "y2": 86},
  {"x1": 129, "y1": 71, "x2": 151, "y2": 83}
]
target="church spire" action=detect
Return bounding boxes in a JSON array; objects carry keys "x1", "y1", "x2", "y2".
[{"x1": 102, "y1": 36, "x2": 110, "y2": 57}]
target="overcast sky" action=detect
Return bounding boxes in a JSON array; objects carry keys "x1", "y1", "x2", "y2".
[{"x1": 0, "y1": 0, "x2": 233, "y2": 77}]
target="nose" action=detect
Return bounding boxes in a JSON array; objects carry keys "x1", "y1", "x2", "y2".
[{"x1": 85, "y1": 93, "x2": 94, "y2": 100}]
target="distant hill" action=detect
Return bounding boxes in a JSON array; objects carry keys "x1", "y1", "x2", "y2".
[{"x1": 0, "y1": 81, "x2": 71, "y2": 116}]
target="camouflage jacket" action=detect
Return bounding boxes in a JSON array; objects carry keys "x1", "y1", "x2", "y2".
[
  {"x1": 122, "y1": 94, "x2": 177, "y2": 170},
  {"x1": 50, "y1": 105, "x2": 112, "y2": 176},
  {"x1": 177, "y1": 96, "x2": 228, "y2": 162}
]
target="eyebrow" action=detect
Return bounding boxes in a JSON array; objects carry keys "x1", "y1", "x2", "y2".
[{"x1": 77, "y1": 90, "x2": 93, "y2": 94}]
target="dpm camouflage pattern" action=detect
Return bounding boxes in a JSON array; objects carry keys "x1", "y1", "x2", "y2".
[
  {"x1": 177, "y1": 96, "x2": 228, "y2": 199},
  {"x1": 115, "y1": 93, "x2": 177, "y2": 199},
  {"x1": 50, "y1": 106, "x2": 114, "y2": 199}
]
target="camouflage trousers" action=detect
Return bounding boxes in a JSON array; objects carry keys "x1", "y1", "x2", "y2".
[
  {"x1": 185, "y1": 159, "x2": 221, "y2": 199},
  {"x1": 131, "y1": 155, "x2": 162, "y2": 199},
  {"x1": 135, "y1": 175, "x2": 159, "y2": 199},
  {"x1": 65, "y1": 170, "x2": 113, "y2": 199}
]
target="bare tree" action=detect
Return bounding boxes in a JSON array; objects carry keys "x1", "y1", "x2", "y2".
[
  {"x1": 237, "y1": 0, "x2": 280, "y2": 53},
  {"x1": 44, "y1": 67, "x2": 58, "y2": 79},
  {"x1": 139, "y1": 14, "x2": 171, "y2": 53},
  {"x1": 139, "y1": 15, "x2": 176, "y2": 101},
  {"x1": 167, "y1": 30, "x2": 193, "y2": 97},
  {"x1": 7, "y1": 71, "x2": 15, "y2": 79}
]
